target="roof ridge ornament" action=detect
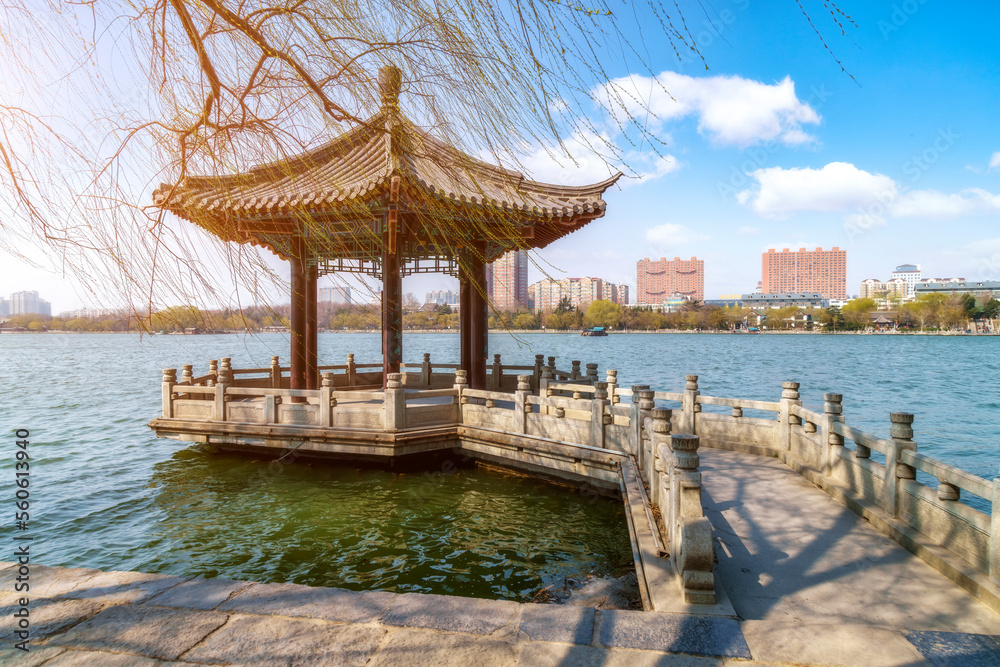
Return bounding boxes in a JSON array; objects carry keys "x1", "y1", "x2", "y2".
[{"x1": 379, "y1": 65, "x2": 402, "y2": 111}]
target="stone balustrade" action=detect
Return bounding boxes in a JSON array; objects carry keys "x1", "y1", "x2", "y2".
[{"x1": 154, "y1": 358, "x2": 1000, "y2": 613}]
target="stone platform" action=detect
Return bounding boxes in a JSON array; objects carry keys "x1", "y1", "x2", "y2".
[{"x1": 4, "y1": 448, "x2": 1000, "y2": 666}]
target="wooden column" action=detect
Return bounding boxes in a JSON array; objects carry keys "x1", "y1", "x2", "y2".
[
  {"x1": 381, "y1": 218, "x2": 403, "y2": 385},
  {"x1": 305, "y1": 262, "x2": 318, "y2": 389},
  {"x1": 459, "y1": 272, "x2": 472, "y2": 374},
  {"x1": 289, "y1": 233, "x2": 307, "y2": 395},
  {"x1": 460, "y1": 246, "x2": 488, "y2": 389}
]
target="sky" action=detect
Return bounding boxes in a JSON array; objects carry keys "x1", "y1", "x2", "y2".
[{"x1": 3, "y1": 1, "x2": 1000, "y2": 313}]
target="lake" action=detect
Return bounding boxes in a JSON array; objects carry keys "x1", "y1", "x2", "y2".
[{"x1": 2, "y1": 332, "x2": 997, "y2": 599}]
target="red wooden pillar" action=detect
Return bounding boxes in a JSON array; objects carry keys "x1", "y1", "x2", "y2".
[
  {"x1": 289, "y1": 234, "x2": 307, "y2": 396},
  {"x1": 459, "y1": 272, "x2": 472, "y2": 374},
  {"x1": 382, "y1": 221, "x2": 403, "y2": 385},
  {"x1": 305, "y1": 262, "x2": 318, "y2": 389},
  {"x1": 460, "y1": 246, "x2": 488, "y2": 389}
]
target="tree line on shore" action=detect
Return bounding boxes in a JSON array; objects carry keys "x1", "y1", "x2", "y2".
[{"x1": 4, "y1": 292, "x2": 997, "y2": 334}]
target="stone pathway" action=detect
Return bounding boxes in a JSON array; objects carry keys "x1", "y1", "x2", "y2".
[
  {"x1": 701, "y1": 447, "x2": 1000, "y2": 666},
  {"x1": 2, "y1": 448, "x2": 999, "y2": 665}
]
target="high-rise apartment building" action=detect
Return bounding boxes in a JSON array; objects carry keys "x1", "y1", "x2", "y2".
[
  {"x1": 9, "y1": 291, "x2": 52, "y2": 316},
  {"x1": 616, "y1": 284, "x2": 629, "y2": 306},
  {"x1": 425, "y1": 290, "x2": 459, "y2": 306},
  {"x1": 0, "y1": 297, "x2": 8, "y2": 317},
  {"x1": 890, "y1": 264, "x2": 921, "y2": 299},
  {"x1": 527, "y1": 276, "x2": 626, "y2": 312},
  {"x1": 489, "y1": 250, "x2": 529, "y2": 311},
  {"x1": 761, "y1": 247, "x2": 846, "y2": 299},
  {"x1": 636, "y1": 257, "x2": 704, "y2": 304},
  {"x1": 319, "y1": 286, "x2": 351, "y2": 305}
]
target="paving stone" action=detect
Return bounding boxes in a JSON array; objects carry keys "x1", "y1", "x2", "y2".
[
  {"x1": 742, "y1": 620, "x2": 925, "y2": 666},
  {"x1": 62, "y1": 570, "x2": 188, "y2": 605},
  {"x1": 518, "y1": 603, "x2": 594, "y2": 645},
  {"x1": 49, "y1": 604, "x2": 228, "y2": 661},
  {"x1": 598, "y1": 610, "x2": 751, "y2": 659},
  {"x1": 380, "y1": 592, "x2": 519, "y2": 636},
  {"x1": 517, "y1": 642, "x2": 724, "y2": 666},
  {"x1": 182, "y1": 613, "x2": 385, "y2": 666},
  {"x1": 0, "y1": 597, "x2": 104, "y2": 640},
  {"x1": 904, "y1": 630, "x2": 1000, "y2": 667},
  {"x1": 0, "y1": 565, "x2": 101, "y2": 600},
  {"x1": 369, "y1": 627, "x2": 516, "y2": 667},
  {"x1": 41, "y1": 649, "x2": 173, "y2": 666},
  {"x1": 146, "y1": 577, "x2": 250, "y2": 611},
  {"x1": 0, "y1": 645, "x2": 67, "y2": 667},
  {"x1": 219, "y1": 581, "x2": 393, "y2": 623}
]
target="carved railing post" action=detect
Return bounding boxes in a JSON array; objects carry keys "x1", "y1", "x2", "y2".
[
  {"x1": 669, "y1": 434, "x2": 715, "y2": 604},
  {"x1": 346, "y1": 353, "x2": 357, "y2": 387},
  {"x1": 540, "y1": 366, "x2": 554, "y2": 415},
  {"x1": 884, "y1": 412, "x2": 916, "y2": 519},
  {"x1": 648, "y1": 408, "x2": 672, "y2": 504},
  {"x1": 270, "y1": 356, "x2": 282, "y2": 388},
  {"x1": 628, "y1": 385, "x2": 650, "y2": 458},
  {"x1": 606, "y1": 369, "x2": 619, "y2": 404},
  {"x1": 384, "y1": 372, "x2": 405, "y2": 432},
  {"x1": 681, "y1": 375, "x2": 699, "y2": 435},
  {"x1": 180, "y1": 364, "x2": 193, "y2": 386},
  {"x1": 208, "y1": 359, "x2": 218, "y2": 386},
  {"x1": 777, "y1": 381, "x2": 800, "y2": 452},
  {"x1": 532, "y1": 354, "x2": 544, "y2": 393},
  {"x1": 215, "y1": 360, "x2": 230, "y2": 421},
  {"x1": 162, "y1": 369, "x2": 177, "y2": 418},
  {"x1": 421, "y1": 353, "x2": 431, "y2": 386},
  {"x1": 454, "y1": 369, "x2": 468, "y2": 424},
  {"x1": 637, "y1": 389, "x2": 656, "y2": 475},
  {"x1": 586, "y1": 363, "x2": 599, "y2": 385},
  {"x1": 219, "y1": 357, "x2": 232, "y2": 385},
  {"x1": 591, "y1": 382, "x2": 609, "y2": 449},
  {"x1": 821, "y1": 393, "x2": 844, "y2": 476},
  {"x1": 514, "y1": 375, "x2": 530, "y2": 434},
  {"x1": 571, "y1": 360, "x2": 581, "y2": 380},
  {"x1": 320, "y1": 372, "x2": 334, "y2": 427},
  {"x1": 492, "y1": 354, "x2": 503, "y2": 389}
]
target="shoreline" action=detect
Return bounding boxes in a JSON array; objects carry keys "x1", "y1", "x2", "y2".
[{"x1": 2, "y1": 328, "x2": 996, "y2": 337}]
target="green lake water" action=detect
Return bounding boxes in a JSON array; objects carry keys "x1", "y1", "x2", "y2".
[{"x1": 2, "y1": 331, "x2": 998, "y2": 601}]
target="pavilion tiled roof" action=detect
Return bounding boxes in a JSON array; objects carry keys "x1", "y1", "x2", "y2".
[{"x1": 153, "y1": 108, "x2": 621, "y2": 256}]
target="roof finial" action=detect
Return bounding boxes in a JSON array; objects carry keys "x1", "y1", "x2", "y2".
[{"x1": 379, "y1": 65, "x2": 402, "y2": 110}]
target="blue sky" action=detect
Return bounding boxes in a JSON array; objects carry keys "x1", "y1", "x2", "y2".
[{"x1": 3, "y1": 1, "x2": 1000, "y2": 312}]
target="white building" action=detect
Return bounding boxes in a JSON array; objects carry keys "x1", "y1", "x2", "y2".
[{"x1": 890, "y1": 264, "x2": 921, "y2": 299}]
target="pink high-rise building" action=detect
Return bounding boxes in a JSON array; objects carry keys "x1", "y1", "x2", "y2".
[
  {"x1": 489, "y1": 250, "x2": 529, "y2": 311},
  {"x1": 636, "y1": 257, "x2": 704, "y2": 304},
  {"x1": 762, "y1": 247, "x2": 846, "y2": 299}
]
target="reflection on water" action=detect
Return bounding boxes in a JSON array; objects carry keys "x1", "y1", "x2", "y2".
[{"x1": 140, "y1": 447, "x2": 633, "y2": 601}]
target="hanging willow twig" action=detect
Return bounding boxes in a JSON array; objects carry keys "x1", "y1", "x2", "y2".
[{"x1": 0, "y1": 0, "x2": 854, "y2": 323}]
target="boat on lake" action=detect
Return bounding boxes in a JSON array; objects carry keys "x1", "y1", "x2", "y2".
[{"x1": 581, "y1": 327, "x2": 609, "y2": 336}]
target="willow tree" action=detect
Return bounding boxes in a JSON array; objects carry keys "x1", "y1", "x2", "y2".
[{"x1": 0, "y1": 1, "x2": 855, "y2": 316}]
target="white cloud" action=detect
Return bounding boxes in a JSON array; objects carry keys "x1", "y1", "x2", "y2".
[
  {"x1": 990, "y1": 151, "x2": 1000, "y2": 170},
  {"x1": 736, "y1": 226, "x2": 760, "y2": 236},
  {"x1": 739, "y1": 162, "x2": 897, "y2": 219},
  {"x1": 645, "y1": 223, "x2": 711, "y2": 250},
  {"x1": 595, "y1": 72, "x2": 821, "y2": 148},
  {"x1": 738, "y1": 161, "x2": 1000, "y2": 224}
]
